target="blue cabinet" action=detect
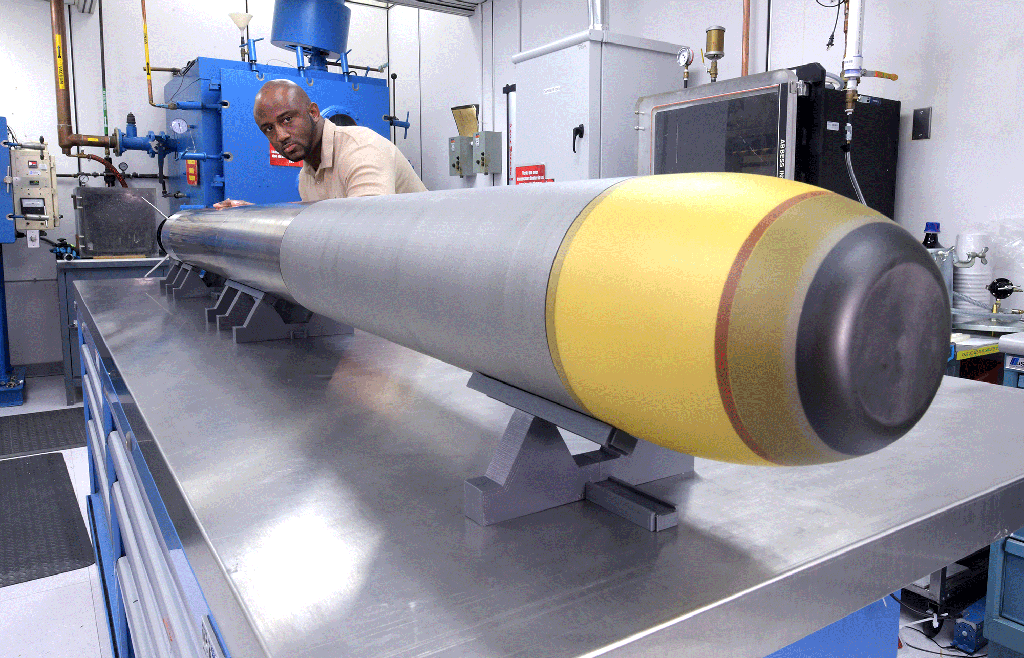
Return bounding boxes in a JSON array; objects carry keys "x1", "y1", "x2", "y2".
[{"x1": 80, "y1": 316, "x2": 230, "y2": 658}]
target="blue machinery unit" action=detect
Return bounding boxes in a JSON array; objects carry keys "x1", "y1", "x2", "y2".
[
  {"x1": 111, "y1": 0, "x2": 395, "y2": 213},
  {"x1": 161, "y1": 57, "x2": 390, "y2": 213},
  {"x1": 0, "y1": 116, "x2": 25, "y2": 407},
  {"x1": 160, "y1": 0, "x2": 391, "y2": 212}
]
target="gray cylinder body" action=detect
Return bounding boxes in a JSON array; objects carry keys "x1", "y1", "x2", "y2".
[{"x1": 161, "y1": 181, "x2": 621, "y2": 409}]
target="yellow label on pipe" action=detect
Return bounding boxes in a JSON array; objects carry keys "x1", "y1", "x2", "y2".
[
  {"x1": 143, "y1": 25, "x2": 152, "y2": 80},
  {"x1": 55, "y1": 34, "x2": 66, "y2": 90},
  {"x1": 87, "y1": 137, "x2": 99, "y2": 142}
]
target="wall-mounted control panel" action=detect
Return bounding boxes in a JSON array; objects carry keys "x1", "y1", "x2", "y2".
[{"x1": 8, "y1": 146, "x2": 59, "y2": 230}]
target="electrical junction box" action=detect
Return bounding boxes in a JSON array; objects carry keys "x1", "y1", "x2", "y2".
[
  {"x1": 472, "y1": 131, "x2": 502, "y2": 176},
  {"x1": 9, "y1": 146, "x2": 59, "y2": 231},
  {"x1": 513, "y1": 30, "x2": 685, "y2": 183},
  {"x1": 449, "y1": 136, "x2": 473, "y2": 177}
]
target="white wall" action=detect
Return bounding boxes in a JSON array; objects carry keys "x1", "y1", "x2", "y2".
[
  {"x1": 490, "y1": 0, "x2": 1024, "y2": 302},
  {"x1": 5, "y1": 0, "x2": 1024, "y2": 368},
  {"x1": 0, "y1": 0, "x2": 483, "y2": 367}
]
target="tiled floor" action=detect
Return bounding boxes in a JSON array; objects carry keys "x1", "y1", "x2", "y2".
[{"x1": 0, "y1": 443, "x2": 111, "y2": 658}]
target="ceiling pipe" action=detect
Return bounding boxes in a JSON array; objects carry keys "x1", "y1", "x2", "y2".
[
  {"x1": 49, "y1": 0, "x2": 117, "y2": 154},
  {"x1": 588, "y1": 0, "x2": 609, "y2": 30},
  {"x1": 741, "y1": 0, "x2": 750, "y2": 75}
]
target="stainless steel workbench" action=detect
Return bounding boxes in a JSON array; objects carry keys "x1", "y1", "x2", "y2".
[
  {"x1": 76, "y1": 277, "x2": 1024, "y2": 658},
  {"x1": 57, "y1": 258, "x2": 167, "y2": 404}
]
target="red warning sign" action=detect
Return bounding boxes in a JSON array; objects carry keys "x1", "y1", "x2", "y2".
[
  {"x1": 185, "y1": 159, "x2": 199, "y2": 186},
  {"x1": 515, "y1": 164, "x2": 553, "y2": 184},
  {"x1": 270, "y1": 143, "x2": 303, "y2": 167}
]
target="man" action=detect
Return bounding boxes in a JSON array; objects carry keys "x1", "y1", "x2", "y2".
[{"x1": 215, "y1": 79, "x2": 425, "y2": 208}]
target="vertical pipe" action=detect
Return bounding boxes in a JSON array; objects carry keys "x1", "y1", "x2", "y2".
[
  {"x1": 0, "y1": 246, "x2": 10, "y2": 381},
  {"x1": 741, "y1": 0, "x2": 750, "y2": 76},
  {"x1": 98, "y1": 0, "x2": 110, "y2": 155},
  {"x1": 50, "y1": 0, "x2": 74, "y2": 151},
  {"x1": 68, "y1": 5, "x2": 83, "y2": 173},
  {"x1": 588, "y1": 0, "x2": 609, "y2": 30},
  {"x1": 140, "y1": 0, "x2": 166, "y2": 108},
  {"x1": 49, "y1": 0, "x2": 117, "y2": 153},
  {"x1": 842, "y1": 0, "x2": 865, "y2": 114}
]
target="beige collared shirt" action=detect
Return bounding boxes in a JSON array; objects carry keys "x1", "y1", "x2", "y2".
[{"x1": 298, "y1": 122, "x2": 427, "y2": 201}]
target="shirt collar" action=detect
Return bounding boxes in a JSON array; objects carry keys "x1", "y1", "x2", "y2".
[
  {"x1": 317, "y1": 120, "x2": 336, "y2": 173},
  {"x1": 304, "y1": 119, "x2": 336, "y2": 178}
]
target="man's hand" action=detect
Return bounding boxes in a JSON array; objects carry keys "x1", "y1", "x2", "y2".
[{"x1": 213, "y1": 199, "x2": 255, "y2": 210}]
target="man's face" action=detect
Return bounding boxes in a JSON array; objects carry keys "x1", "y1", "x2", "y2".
[{"x1": 254, "y1": 93, "x2": 320, "y2": 162}]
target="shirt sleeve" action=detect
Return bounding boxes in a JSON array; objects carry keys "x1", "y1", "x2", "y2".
[{"x1": 338, "y1": 140, "x2": 397, "y2": 197}]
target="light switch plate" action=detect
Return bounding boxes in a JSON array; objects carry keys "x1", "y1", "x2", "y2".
[{"x1": 912, "y1": 107, "x2": 932, "y2": 140}]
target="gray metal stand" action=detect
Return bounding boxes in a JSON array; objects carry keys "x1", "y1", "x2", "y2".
[
  {"x1": 162, "y1": 262, "x2": 211, "y2": 300},
  {"x1": 206, "y1": 279, "x2": 352, "y2": 344},
  {"x1": 464, "y1": 373, "x2": 693, "y2": 531}
]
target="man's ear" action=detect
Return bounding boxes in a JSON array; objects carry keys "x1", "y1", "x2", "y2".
[{"x1": 309, "y1": 102, "x2": 321, "y2": 122}]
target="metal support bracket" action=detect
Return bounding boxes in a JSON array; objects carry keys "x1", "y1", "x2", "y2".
[
  {"x1": 464, "y1": 373, "x2": 694, "y2": 531},
  {"x1": 206, "y1": 279, "x2": 353, "y2": 344},
  {"x1": 162, "y1": 262, "x2": 212, "y2": 300}
]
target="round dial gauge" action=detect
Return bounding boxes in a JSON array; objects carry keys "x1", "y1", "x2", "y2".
[
  {"x1": 677, "y1": 46, "x2": 695, "y2": 68},
  {"x1": 170, "y1": 118, "x2": 189, "y2": 135}
]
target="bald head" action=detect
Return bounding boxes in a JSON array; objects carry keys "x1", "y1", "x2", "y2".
[
  {"x1": 253, "y1": 79, "x2": 324, "y2": 165},
  {"x1": 254, "y1": 79, "x2": 311, "y2": 115}
]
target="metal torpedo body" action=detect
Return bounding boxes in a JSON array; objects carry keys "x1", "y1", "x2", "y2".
[{"x1": 159, "y1": 173, "x2": 951, "y2": 466}]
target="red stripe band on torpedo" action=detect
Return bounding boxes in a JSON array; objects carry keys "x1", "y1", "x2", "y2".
[{"x1": 714, "y1": 190, "x2": 829, "y2": 463}]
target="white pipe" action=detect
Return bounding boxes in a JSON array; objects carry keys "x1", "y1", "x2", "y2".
[
  {"x1": 588, "y1": 0, "x2": 609, "y2": 31},
  {"x1": 842, "y1": 0, "x2": 866, "y2": 95}
]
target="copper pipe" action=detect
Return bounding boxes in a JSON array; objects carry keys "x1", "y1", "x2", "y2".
[
  {"x1": 140, "y1": 0, "x2": 167, "y2": 108},
  {"x1": 78, "y1": 153, "x2": 128, "y2": 187},
  {"x1": 144, "y1": 66, "x2": 182, "y2": 74},
  {"x1": 49, "y1": 0, "x2": 116, "y2": 155},
  {"x1": 741, "y1": 0, "x2": 750, "y2": 76}
]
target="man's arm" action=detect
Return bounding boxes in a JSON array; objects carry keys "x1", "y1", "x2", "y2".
[
  {"x1": 340, "y1": 142, "x2": 396, "y2": 197},
  {"x1": 213, "y1": 199, "x2": 254, "y2": 209}
]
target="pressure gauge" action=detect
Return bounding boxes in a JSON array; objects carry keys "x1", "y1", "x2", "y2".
[
  {"x1": 170, "y1": 118, "x2": 189, "y2": 135},
  {"x1": 677, "y1": 45, "x2": 694, "y2": 68},
  {"x1": 118, "y1": 162, "x2": 129, "y2": 172}
]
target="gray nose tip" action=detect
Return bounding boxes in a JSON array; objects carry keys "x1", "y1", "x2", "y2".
[{"x1": 796, "y1": 221, "x2": 951, "y2": 456}]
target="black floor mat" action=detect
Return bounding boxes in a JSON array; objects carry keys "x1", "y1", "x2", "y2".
[
  {"x1": 0, "y1": 408, "x2": 87, "y2": 459},
  {"x1": 0, "y1": 452, "x2": 94, "y2": 587}
]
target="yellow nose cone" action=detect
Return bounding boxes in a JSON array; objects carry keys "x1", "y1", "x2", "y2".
[{"x1": 545, "y1": 173, "x2": 949, "y2": 465}]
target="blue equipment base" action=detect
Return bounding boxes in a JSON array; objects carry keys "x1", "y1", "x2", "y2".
[
  {"x1": 953, "y1": 597, "x2": 988, "y2": 653},
  {"x1": 767, "y1": 596, "x2": 899, "y2": 658},
  {"x1": 0, "y1": 366, "x2": 26, "y2": 407}
]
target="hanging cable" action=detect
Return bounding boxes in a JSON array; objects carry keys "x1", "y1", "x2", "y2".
[
  {"x1": 844, "y1": 150, "x2": 866, "y2": 204},
  {"x1": 825, "y1": 0, "x2": 844, "y2": 49}
]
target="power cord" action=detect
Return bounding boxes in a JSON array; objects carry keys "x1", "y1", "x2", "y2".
[{"x1": 823, "y1": 0, "x2": 846, "y2": 49}]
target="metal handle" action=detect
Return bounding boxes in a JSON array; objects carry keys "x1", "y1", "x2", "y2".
[{"x1": 572, "y1": 124, "x2": 585, "y2": 153}]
